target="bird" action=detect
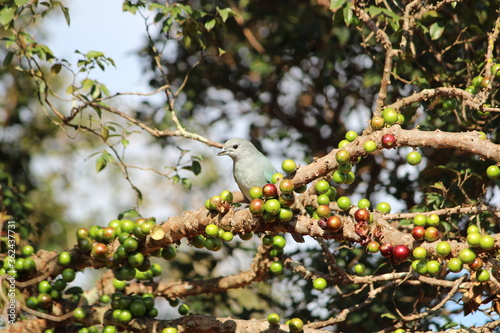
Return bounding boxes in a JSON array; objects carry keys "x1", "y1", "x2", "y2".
[{"x1": 217, "y1": 138, "x2": 304, "y2": 242}]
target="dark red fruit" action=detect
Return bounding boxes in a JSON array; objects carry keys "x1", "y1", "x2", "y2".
[
  {"x1": 392, "y1": 245, "x2": 411, "y2": 263},
  {"x1": 381, "y1": 134, "x2": 397, "y2": 149},
  {"x1": 354, "y1": 209, "x2": 370, "y2": 222},
  {"x1": 325, "y1": 216, "x2": 343, "y2": 232},
  {"x1": 379, "y1": 243, "x2": 394, "y2": 258},
  {"x1": 412, "y1": 226, "x2": 425, "y2": 241},
  {"x1": 262, "y1": 184, "x2": 278, "y2": 199},
  {"x1": 469, "y1": 257, "x2": 484, "y2": 271},
  {"x1": 249, "y1": 199, "x2": 265, "y2": 215}
]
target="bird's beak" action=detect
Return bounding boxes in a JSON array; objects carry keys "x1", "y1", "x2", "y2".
[{"x1": 217, "y1": 147, "x2": 228, "y2": 156}]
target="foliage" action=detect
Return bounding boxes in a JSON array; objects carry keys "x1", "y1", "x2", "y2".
[{"x1": 0, "y1": 0, "x2": 500, "y2": 332}]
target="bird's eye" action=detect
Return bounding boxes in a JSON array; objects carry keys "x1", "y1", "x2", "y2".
[{"x1": 233, "y1": 144, "x2": 239, "y2": 149}]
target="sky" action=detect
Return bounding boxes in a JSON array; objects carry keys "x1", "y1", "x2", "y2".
[{"x1": 36, "y1": 0, "x2": 495, "y2": 328}]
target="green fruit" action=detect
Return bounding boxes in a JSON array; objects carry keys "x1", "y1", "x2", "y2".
[
  {"x1": 467, "y1": 225, "x2": 479, "y2": 234},
  {"x1": 426, "y1": 214, "x2": 440, "y2": 226},
  {"x1": 382, "y1": 107, "x2": 399, "y2": 125},
  {"x1": 26, "y1": 296, "x2": 38, "y2": 309},
  {"x1": 332, "y1": 170, "x2": 347, "y2": 184},
  {"x1": 317, "y1": 194, "x2": 331, "y2": 205},
  {"x1": 465, "y1": 85, "x2": 477, "y2": 94},
  {"x1": 239, "y1": 232, "x2": 253, "y2": 241},
  {"x1": 123, "y1": 237, "x2": 139, "y2": 252},
  {"x1": 406, "y1": 151, "x2": 422, "y2": 166},
  {"x1": 476, "y1": 269, "x2": 491, "y2": 282},
  {"x1": 313, "y1": 277, "x2": 327, "y2": 291},
  {"x1": 412, "y1": 247, "x2": 427, "y2": 260},
  {"x1": 413, "y1": 214, "x2": 427, "y2": 227},
  {"x1": 118, "y1": 309, "x2": 132, "y2": 323},
  {"x1": 458, "y1": 248, "x2": 476, "y2": 264},
  {"x1": 338, "y1": 139, "x2": 350, "y2": 148},
  {"x1": 357, "y1": 198, "x2": 371, "y2": 209},
  {"x1": 249, "y1": 186, "x2": 263, "y2": 199},
  {"x1": 472, "y1": 76, "x2": 484, "y2": 87},
  {"x1": 288, "y1": 318, "x2": 304, "y2": 333},
  {"x1": 205, "y1": 224, "x2": 219, "y2": 237},
  {"x1": 161, "y1": 328, "x2": 179, "y2": 333},
  {"x1": 269, "y1": 261, "x2": 284, "y2": 275},
  {"x1": 335, "y1": 149, "x2": 350, "y2": 163},
  {"x1": 315, "y1": 180, "x2": 330, "y2": 194},
  {"x1": 466, "y1": 232, "x2": 481, "y2": 247},
  {"x1": 426, "y1": 260, "x2": 442, "y2": 276},
  {"x1": 295, "y1": 185, "x2": 307, "y2": 193},
  {"x1": 113, "y1": 278, "x2": 127, "y2": 290},
  {"x1": 130, "y1": 299, "x2": 147, "y2": 316},
  {"x1": 491, "y1": 63, "x2": 500, "y2": 78},
  {"x1": 376, "y1": 202, "x2": 391, "y2": 213},
  {"x1": 220, "y1": 190, "x2": 233, "y2": 203},
  {"x1": 486, "y1": 165, "x2": 500, "y2": 179},
  {"x1": 38, "y1": 280, "x2": 52, "y2": 293},
  {"x1": 345, "y1": 171, "x2": 355, "y2": 185},
  {"x1": 264, "y1": 199, "x2": 281, "y2": 215},
  {"x1": 337, "y1": 196, "x2": 351, "y2": 211},
  {"x1": 281, "y1": 159, "x2": 297, "y2": 173},
  {"x1": 435, "y1": 241, "x2": 451, "y2": 257},
  {"x1": 345, "y1": 130, "x2": 358, "y2": 142},
  {"x1": 178, "y1": 304, "x2": 189, "y2": 315},
  {"x1": 22, "y1": 245, "x2": 35, "y2": 256},
  {"x1": 442, "y1": 98, "x2": 458, "y2": 110},
  {"x1": 73, "y1": 307, "x2": 86, "y2": 320},
  {"x1": 262, "y1": 235, "x2": 274, "y2": 246},
  {"x1": 353, "y1": 263, "x2": 366, "y2": 275},
  {"x1": 364, "y1": 140, "x2": 377, "y2": 152},
  {"x1": 273, "y1": 235, "x2": 286, "y2": 249},
  {"x1": 338, "y1": 162, "x2": 352, "y2": 174},
  {"x1": 271, "y1": 172, "x2": 284, "y2": 184},
  {"x1": 162, "y1": 245, "x2": 176, "y2": 260},
  {"x1": 447, "y1": 258, "x2": 463, "y2": 273},
  {"x1": 412, "y1": 259, "x2": 427, "y2": 274},
  {"x1": 267, "y1": 313, "x2": 280, "y2": 325},
  {"x1": 190, "y1": 235, "x2": 205, "y2": 248},
  {"x1": 479, "y1": 235, "x2": 495, "y2": 250},
  {"x1": 222, "y1": 231, "x2": 234, "y2": 242}
]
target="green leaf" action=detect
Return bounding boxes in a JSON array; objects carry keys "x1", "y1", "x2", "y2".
[
  {"x1": 0, "y1": 7, "x2": 16, "y2": 27},
  {"x1": 380, "y1": 312, "x2": 397, "y2": 320},
  {"x1": 51, "y1": 63, "x2": 62, "y2": 76},
  {"x1": 15, "y1": 0, "x2": 30, "y2": 6},
  {"x1": 3, "y1": 52, "x2": 14, "y2": 67},
  {"x1": 191, "y1": 160, "x2": 201, "y2": 175},
  {"x1": 182, "y1": 177, "x2": 192, "y2": 190},
  {"x1": 121, "y1": 138, "x2": 129, "y2": 148},
  {"x1": 172, "y1": 175, "x2": 181, "y2": 184},
  {"x1": 95, "y1": 154, "x2": 107, "y2": 172},
  {"x1": 429, "y1": 22, "x2": 444, "y2": 40},
  {"x1": 204, "y1": 19, "x2": 216, "y2": 31},
  {"x1": 86, "y1": 50, "x2": 105, "y2": 58},
  {"x1": 60, "y1": 5, "x2": 71, "y2": 26},
  {"x1": 217, "y1": 7, "x2": 233, "y2": 22},
  {"x1": 330, "y1": 0, "x2": 346, "y2": 11},
  {"x1": 343, "y1": 6, "x2": 354, "y2": 27}
]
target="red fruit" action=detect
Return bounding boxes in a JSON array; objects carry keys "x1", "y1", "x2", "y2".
[
  {"x1": 249, "y1": 199, "x2": 265, "y2": 215},
  {"x1": 354, "y1": 209, "x2": 370, "y2": 222},
  {"x1": 424, "y1": 227, "x2": 440, "y2": 242},
  {"x1": 92, "y1": 243, "x2": 108, "y2": 259},
  {"x1": 325, "y1": 216, "x2": 343, "y2": 232},
  {"x1": 392, "y1": 245, "x2": 411, "y2": 263},
  {"x1": 412, "y1": 226, "x2": 425, "y2": 241},
  {"x1": 279, "y1": 179, "x2": 295, "y2": 194},
  {"x1": 262, "y1": 184, "x2": 278, "y2": 199},
  {"x1": 379, "y1": 243, "x2": 394, "y2": 258},
  {"x1": 381, "y1": 134, "x2": 397, "y2": 149},
  {"x1": 469, "y1": 257, "x2": 484, "y2": 271}
]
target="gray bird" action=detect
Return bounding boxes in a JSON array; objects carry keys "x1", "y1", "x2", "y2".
[{"x1": 218, "y1": 138, "x2": 304, "y2": 242}]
